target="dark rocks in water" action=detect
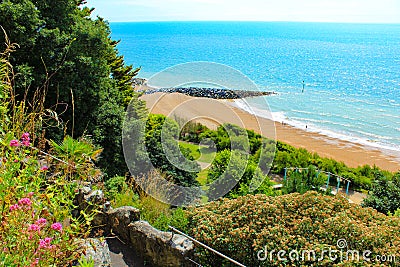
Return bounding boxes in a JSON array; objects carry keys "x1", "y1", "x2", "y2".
[
  {"x1": 132, "y1": 78, "x2": 147, "y2": 86},
  {"x1": 141, "y1": 87, "x2": 275, "y2": 99}
]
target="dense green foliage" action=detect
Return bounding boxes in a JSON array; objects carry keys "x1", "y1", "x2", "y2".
[
  {"x1": 181, "y1": 121, "x2": 397, "y2": 194},
  {"x1": 180, "y1": 122, "x2": 275, "y2": 199},
  {"x1": 363, "y1": 172, "x2": 400, "y2": 215},
  {"x1": 145, "y1": 114, "x2": 200, "y2": 187},
  {"x1": 207, "y1": 149, "x2": 273, "y2": 199},
  {"x1": 186, "y1": 191, "x2": 400, "y2": 267},
  {"x1": 273, "y1": 142, "x2": 391, "y2": 191},
  {"x1": 178, "y1": 120, "x2": 400, "y2": 216},
  {"x1": 0, "y1": 0, "x2": 146, "y2": 177},
  {"x1": 282, "y1": 166, "x2": 328, "y2": 195},
  {"x1": 105, "y1": 175, "x2": 189, "y2": 231}
]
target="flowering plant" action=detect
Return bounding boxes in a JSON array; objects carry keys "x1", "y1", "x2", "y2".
[{"x1": 1, "y1": 194, "x2": 76, "y2": 266}]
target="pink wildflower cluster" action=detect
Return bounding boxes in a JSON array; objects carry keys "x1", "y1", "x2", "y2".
[
  {"x1": 38, "y1": 237, "x2": 54, "y2": 249},
  {"x1": 27, "y1": 218, "x2": 46, "y2": 234},
  {"x1": 18, "y1": 197, "x2": 32, "y2": 206},
  {"x1": 40, "y1": 165, "x2": 48, "y2": 171},
  {"x1": 36, "y1": 218, "x2": 47, "y2": 226},
  {"x1": 9, "y1": 193, "x2": 36, "y2": 211},
  {"x1": 27, "y1": 219, "x2": 62, "y2": 233},
  {"x1": 9, "y1": 132, "x2": 31, "y2": 147},
  {"x1": 28, "y1": 224, "x2": 41, "y2": 232},
  {"x1": 9, "y1": 204, "x2": 19, "y2": 211},
  {"x1": 9, "y1": 139, "x2": 20, "y2": 147},
  {"x1": 51, "y1": 222, "x2": 63, "y2": 232},
  {"x1": 21, "y1": 132, "x2": 31, "y2": 146}
]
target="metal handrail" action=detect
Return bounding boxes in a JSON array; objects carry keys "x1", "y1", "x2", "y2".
[{"x1": 169, "y1": 226, "x2": 247, "y2": 267}]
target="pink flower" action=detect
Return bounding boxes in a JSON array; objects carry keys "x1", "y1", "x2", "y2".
[
  {"x1": 9, "y1": 140, "x2": 20, "y2": 147},
  {"x1": 38, "y1": 239, "x2": 47, "y2": 249},
  {"x1": 9, "y1": 204, "x2": 19, "y2": 211},
  {"x1": 22, "y1": 140, "x2": 31, "y2": 146},
  {"x1": 40, "y1": 165, "x2": 48, "y2": 171},
  {"x1": 28, "y1": 224, "x2": 40, "y2": 232},
  {"x1": 35, "y1": 218, "x2": 47, "y2": 225},
  {"x1": 18, "y1": 198, "x2": 32, "y2": 207},
  {"x1": 51, "y1": 222, "x2": 63, "y2": 232},
  {"x1": 21, "y1": 132, "x2": 30, "y2": 141},
  {"x1": 27, "y1": 192, "x2": 34, "y2": 198},
  {"x1": 20, "y1": 133, "x2": 31, "y2": 146},
  {"x1": 39, "y1": 237, "x2": 52, "y2": 249}
]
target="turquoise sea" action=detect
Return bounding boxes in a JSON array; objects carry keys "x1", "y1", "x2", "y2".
[{"x1": 110, "y1": 22, "x2": 400, "y2": 158}]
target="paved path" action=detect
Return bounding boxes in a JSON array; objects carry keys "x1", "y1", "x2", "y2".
[{"x1": 107, "y1": 238, "x2": 153, "y2": 267}]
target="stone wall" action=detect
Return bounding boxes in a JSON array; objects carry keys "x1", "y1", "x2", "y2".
[{"x1": 76, "y1": 187, "x2": 195, "y2": 267}]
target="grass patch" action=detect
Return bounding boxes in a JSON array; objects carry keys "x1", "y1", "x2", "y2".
[
  {"x1": 179, "y1": 141, "x2": 201, "y2": 159},
  {"x1": 197, "y1": 169, "x2": 209, "y2": 185},
  {"x1": 198, "y1": 147, "x2": 216, "y2": 163},
  {"x1": 179, "y1": 141, "x2": 216, "y2": 163}
]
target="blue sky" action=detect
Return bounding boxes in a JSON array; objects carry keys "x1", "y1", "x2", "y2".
[{"x1": 86, "y1": 0, "x2": 400, "y2": 23}]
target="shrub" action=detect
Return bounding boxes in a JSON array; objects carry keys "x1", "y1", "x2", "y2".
[
  {"x1": 0, "y1": 194, "x2": 78, "y2": 266},
  {"x1": 187, "y1": 191, "x2": 400, "y2": 266},
  {"x1": 105, "y1": 176, "x2": 139, "y2": 208},
  {"x1": 363, "y1": 172, "x2": 400, "y2": 215}
]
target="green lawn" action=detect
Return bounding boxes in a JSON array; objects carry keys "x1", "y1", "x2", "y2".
[
  {"x1": 179, "y1": 141, "x2": 216, "y2": 187},
  {"x1": 179, "y1": 141, "x2": 216, "y2": 164}
]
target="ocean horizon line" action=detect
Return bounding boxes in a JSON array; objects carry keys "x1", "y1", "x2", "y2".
[{"x1": 108, "y1": 20, "x2": 400, "y2": 26}]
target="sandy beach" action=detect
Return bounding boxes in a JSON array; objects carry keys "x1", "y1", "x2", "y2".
[{"x1": 140, "y1": 92, "x2": 400, "y2": 172}]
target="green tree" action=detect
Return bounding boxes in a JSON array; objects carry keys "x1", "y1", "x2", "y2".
[
  {"x1": 207, "y1": 149, "x2": 272, "y2": 199},
  {"x1": 145, "y1": 114, "x2": 200, "y2": 187},
  {"x1": 0, "y1": 0, "x2": 144, "y2": 176},
  {"x1": 362, "y1": 172, "x2": 400, "y2": 215}
]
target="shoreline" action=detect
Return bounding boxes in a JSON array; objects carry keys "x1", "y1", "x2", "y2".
[
  {"x1": 140, "y1": 92, "x2": 400, "y2": 172},
  {"x1": 231, "y1": 99, "x2": 400, "y2": 164}
]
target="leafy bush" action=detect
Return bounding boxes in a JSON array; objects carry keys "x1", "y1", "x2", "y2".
[
  {"x1": 104, "y1": 176, "x2": 139, "y2": 208},
  {"x1": 145, "y1": 114, "x2": 200, "y2": 187},
  {"x1": 187, "y1": 191, "x2": 400, "y2": 266},
  {"x1": 283, "y1": 166, "x2": 327, "y2": 195},
  {"x1": 50, "y1": 136, "x2": 103, "y2": 181},
  {"x1": 1, "y1": 194, "x2": 77, "y2": 266},
  {"x1": 363, "y1": 172, "x2": 400, "y2": 215},
  {"x1": 152, "y1": 208, "x2": 189, "y2": 232}
]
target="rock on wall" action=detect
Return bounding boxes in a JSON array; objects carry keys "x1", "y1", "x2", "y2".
[{"x1": 75, "y1": 187, "x2": 195, "y2": 267}]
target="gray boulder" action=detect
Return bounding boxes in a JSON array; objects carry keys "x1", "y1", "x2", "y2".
[
  {"x1": 129, "y1": 221, "x2": 194, "y2": 267},
  {"x1": 77, "y1": 238, "x2": 111, "y2": 267}
]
